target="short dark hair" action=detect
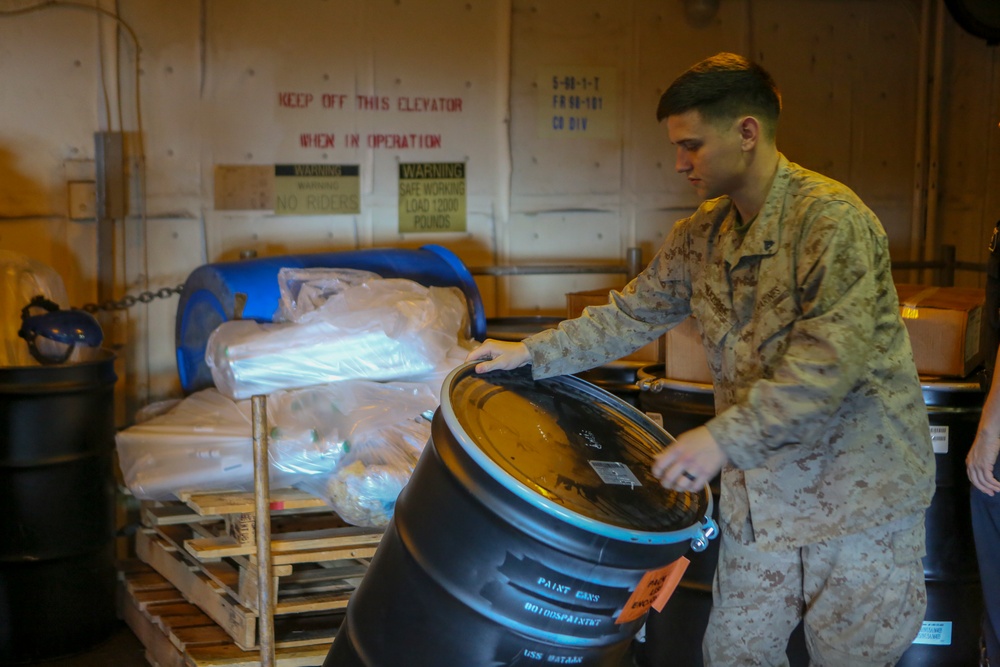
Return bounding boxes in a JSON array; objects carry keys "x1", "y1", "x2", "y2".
[{"x1": 656, "y1": 53, "x2": 782, "y2": 138}]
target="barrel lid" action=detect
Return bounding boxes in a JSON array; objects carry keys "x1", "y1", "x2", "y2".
[
  {"x1": 440, "y1": 364, "x2": 709, "y2": 544},
  {"x1": 0, "y1": 348, "x2": 117, "y2": 391}
]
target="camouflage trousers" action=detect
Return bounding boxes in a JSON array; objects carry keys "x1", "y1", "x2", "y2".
[{"x1": 702, "y1": 513, "x2": 927, "y2": 666}]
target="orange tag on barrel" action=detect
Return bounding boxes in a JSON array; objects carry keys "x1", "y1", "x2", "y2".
[{"x1": 614, "y1": 556, "x2": 690, "y2": 624}]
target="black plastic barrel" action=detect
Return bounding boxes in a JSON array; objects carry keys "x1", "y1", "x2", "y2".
[
  {"x1": 325, "y1": 364, "x2": 716, "y2": 666},
  {"x1": 898, "y1": 379, "x2": 985, "y2": 667},
  {"x1": 574, "y1": 362, "x2": 646, "y2": 408},
  {"x1": 635, "y1": 364, "x2": 808, "y2": 667},
  {"x1": 0, "y1": 351, "x2": 118, "y2": 665}
]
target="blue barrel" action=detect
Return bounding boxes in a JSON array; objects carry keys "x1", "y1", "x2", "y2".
[
  {"x1": 325, "y1": 364, "x2": 716, "y2": 666},
  {"x1": 0, "y1": 351, "x2": 117, "y2": 664},
  {"x1": 175, "y1": 244, "x2": 485, "y2": 393}
]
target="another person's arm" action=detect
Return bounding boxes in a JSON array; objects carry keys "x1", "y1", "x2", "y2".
[{"x1": 968, "y1": 352, "x2": 1000, "y2": 496}]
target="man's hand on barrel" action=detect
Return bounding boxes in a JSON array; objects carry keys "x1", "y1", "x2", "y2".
[
  {"x1": 466, "y1": 339, "x2": 531, "y2": 373},
  {"x1": 651, "y1": 425, "x2": 728, "y2": 492}
]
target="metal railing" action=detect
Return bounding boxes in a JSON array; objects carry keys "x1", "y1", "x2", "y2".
[
  {"x1": 892, "y1": 245, "x2": 985, "y2": 286},
  {"x1": 467, "y1": 245, "x2": 983, "y2": 288},
  {"x1": 468, "y1": 248, "x2": 645, "y2": 282}
]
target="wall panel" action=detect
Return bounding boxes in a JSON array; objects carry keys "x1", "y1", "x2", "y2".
[
  {"x1": 509, "y1": 0, "x2": 630, "y2": 199},
  {"x1": 936, "y1": 11, "x2": 1000, "y2": 286},
  {"x1": 631, "y1": 0, "x2": 747, "y2": 201},
  {"x1": 117, "y1": 1, "x2": 204, "y2": 218},
  {"x1": 0, "y1": 6, "x2": 107, "y2": 311}
]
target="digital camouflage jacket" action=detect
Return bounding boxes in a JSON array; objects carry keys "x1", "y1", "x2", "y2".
[{"x1": 526, "y1": 154, "x2": 935, "y2": 550}]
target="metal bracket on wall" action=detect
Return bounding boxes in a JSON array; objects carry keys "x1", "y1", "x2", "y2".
[{"x1": 95, "y1": 131, "x2": 127, "y2": 306}]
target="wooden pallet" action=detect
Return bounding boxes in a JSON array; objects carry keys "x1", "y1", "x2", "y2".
[
  {"x1": 136, "y1": 491, "x2": 382, "y2": 651},
  {"x1": 119, "y1": 559, "x2": 335, "y2": 667}
]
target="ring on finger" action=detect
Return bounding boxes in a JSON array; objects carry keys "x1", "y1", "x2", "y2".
[{"x1": 681, "y1": 471, "x2": 696, "y2": 482}]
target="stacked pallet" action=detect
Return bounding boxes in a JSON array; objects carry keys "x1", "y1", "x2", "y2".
[{"x1": 122, "y1": 488, "x2": 383, "y2": 666}]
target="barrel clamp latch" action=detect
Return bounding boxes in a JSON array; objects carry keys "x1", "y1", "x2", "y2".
[
  {"x1": 689, "y1": 515, "x2": 719, "y2": 553},
  {"x1": 638, "y1": 378, "x2": 665, "y2": 393}
]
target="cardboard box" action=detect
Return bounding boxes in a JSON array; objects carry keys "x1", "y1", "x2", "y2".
[
  {"x1": 896, "y1": 284, "x2": 984, "y2": 379},
  {"x1": 664, "y1": 316, "x2": 713, "y2": 384},
  {"x1": 566, "y1": 289, "x2": 664, "y2": 363}
]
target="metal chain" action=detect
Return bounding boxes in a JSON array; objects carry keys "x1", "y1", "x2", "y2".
[{"x1": 79, "y1": 284, "x2": 185, "y2": 313}]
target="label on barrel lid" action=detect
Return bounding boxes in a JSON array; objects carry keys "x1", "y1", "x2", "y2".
[
  {"x1": 589, "y1": 461, "x2": 642, "y2": 486},
  {"x1": 442, "y1": 365, "x2": 708, "y2": 536}
]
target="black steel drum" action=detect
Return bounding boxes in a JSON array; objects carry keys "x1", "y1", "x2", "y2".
[
  {"x1": 0, "y1": 351, "x2": 118, "y2": 665},
  {"x1": 325, "y1": 364, "x2": 717, "y2": 666},
  {"x1": 898, "y1": 378, "x2": 985, "y2": 667}
]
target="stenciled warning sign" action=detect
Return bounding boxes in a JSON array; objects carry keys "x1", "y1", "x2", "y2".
[
  {"x1": 274, "y1": 164, "x2": 360, "y2": 216},
  {"x1": 537, "y1": 66, "x2": 618, "y2": 139},
  {"x1": 398, "y1": 162, "x2": 466, "y2": 233}
]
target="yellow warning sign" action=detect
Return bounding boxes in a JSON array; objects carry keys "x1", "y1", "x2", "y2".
[
  {"x1": 274, "y1": 164, "x2": 360, "y2": 216},
  {"x1": 398, "y1": 162, "x2": 466, "y2": 233}
]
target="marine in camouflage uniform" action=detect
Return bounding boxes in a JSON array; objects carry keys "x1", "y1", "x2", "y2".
[
  {"x1": 524, "y1": 154, "x2": 935, "y2": 665},
  {"x1": 471, "y1": 53, "x2": 936, "y2": 666}
]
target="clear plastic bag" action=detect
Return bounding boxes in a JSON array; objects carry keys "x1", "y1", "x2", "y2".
[
  {"x1": 206, "y1": 278, "x2": 467, "y2": 400},
  {"x1": 133, "y1": 398, "x2": 183, "y2": 423},
  {"x1": 406, "y1": 340, "x2": 476, "y2": 401},
  {"x1": 268, "y1": 379, "x2": 437, "y2": 476},
  {"x1": 313, "y1": 417, "x2": 429, "y2": 528},
  {"x1": 274, "y1": 267, "x2": 380, "y2": 322}
]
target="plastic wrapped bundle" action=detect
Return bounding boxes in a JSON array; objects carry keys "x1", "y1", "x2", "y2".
[
  {"x1": 206, "y1": 279, "x2": 467, "y2": 400},
  {"x1": 117, "y1": 380, "x2": 438, "y2": 501},
  {"x1": 116, "y1": 388, "x2": 281, "y2": 500}
]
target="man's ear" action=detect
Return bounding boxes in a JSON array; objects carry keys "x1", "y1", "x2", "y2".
[{"x1": 737, "y1": 116, "x2": 761, "y2": 150}]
